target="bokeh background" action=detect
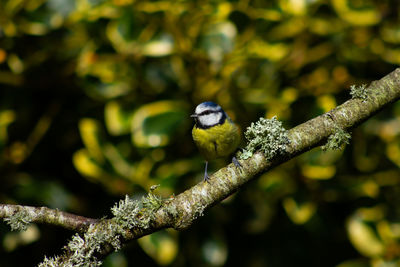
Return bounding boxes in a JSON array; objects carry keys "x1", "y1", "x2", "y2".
[{"x1": 1, "y1": 0, "x2": 400, "y2": 266}]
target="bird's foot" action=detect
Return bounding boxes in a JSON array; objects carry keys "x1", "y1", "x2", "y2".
[
  {"x1": 232, "y1": 156, "x2": 242, "y2": 170},
  {"x1": 203, "y1": 161, "x2": 210, "y2": 183},
  {"x1": 203, "y1": 173, "x2": 210, "y2": 183}
]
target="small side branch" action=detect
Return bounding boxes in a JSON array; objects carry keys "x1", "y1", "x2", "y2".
[{"x1": 0, "y1": 204, "x2": 98, "y2": 233}]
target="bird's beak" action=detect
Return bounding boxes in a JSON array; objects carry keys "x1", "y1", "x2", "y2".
[{"x1": 190, "y1": 114, "x2": 198, "y2": 118}]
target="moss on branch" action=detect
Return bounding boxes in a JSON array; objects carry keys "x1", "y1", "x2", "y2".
[{"x1": 239, "y1": 116, "x2": 290, "y2": 160}]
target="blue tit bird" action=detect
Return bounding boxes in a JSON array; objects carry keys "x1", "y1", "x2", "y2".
[{"x1": 191, "y1": 101, "x2": 241, "y2": 182}]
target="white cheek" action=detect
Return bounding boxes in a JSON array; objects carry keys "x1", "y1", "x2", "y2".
[{"x1": 199, "y1": 113, "x2": 222, "y2": 126}]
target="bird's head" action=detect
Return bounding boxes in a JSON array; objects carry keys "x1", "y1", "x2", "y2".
[{"x1": 191, "y1": 101, "x2": 227, "y2": 129}]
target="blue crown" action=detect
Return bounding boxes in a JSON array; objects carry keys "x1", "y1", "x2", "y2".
[{"x1": 200, "y1": 101, "x2": 219, "y2": 108}]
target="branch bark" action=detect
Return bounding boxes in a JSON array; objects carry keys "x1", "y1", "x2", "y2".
[
  {"x1": 0, "y1": 204, "x2": 98, "y2": 232},
  {"x1": 2, "y1": 68, "x2": 400, "y2": 266}
]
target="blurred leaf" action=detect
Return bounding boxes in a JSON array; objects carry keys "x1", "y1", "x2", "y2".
[
  {"x1": 356, "y1": 206, "x2": 385, "y2": 222},
  {"x1": 142, "y1": 34, "x2": 174, "y2": 57},
  {"x1": 385, "y1": 140, "x2": 400, "y2": 168},
  {"x1": 47, "y1": 0, "x2": 75, "y2": 16},
  {"x1": 200, "y1": 21, "x2": 237, "y2": 62},
  {"x1": 131, "y1": 101, "x2": 188, "y2": 148},
  {"x1": 336, "y1": 259, "x2": 369, "y2": 267},
  {"x1": 73, "y1": 148, "x2": 105, "y2": 180},
  {"x1": 279, "y1": 0, "x2": 308, "y2": 16},
  {"x1": 76, "y1": 45, "x2": 135, "y2": 99},
  {"x1": 360, "y1": 180, "x2": 379, "y2": 198},
  {"x1": 377, "y1": 221, "x2": 397, "y2": 244},
  {"x1": 299, "y1": 148, "x2": 342, "y2": 179},
  {"x1": 13, "y1": 174, "x2": 79, "y2": 210},
  {"x1": 301, "y1": 164, "x2": 336, "y2": 180},
  {"x1": 3, "y1": 0, "x2": 25, "y2": 15},
  {"x1": 105, "y1": 10, "x2": 142, "y2": 54},
  {"x1": 7, "y1": 142, "x2": 29, "y2": 164},
  {"x1": 332, "y1": 0, "x2": 381, "y2": 26},
  {"x1": 102, "y1": 143, "x2": 135, "y2": 180},
  {"x1": 102, "y1": 252, "x2": 128, "y2": 267},
  {"x1": 7, "y1": 54, "x2": 24, "y2": 74},
  {"x1": 283, "y1": 197, "x2": 316, "y2": 224},
  {"x1": 155, "y1": 159, "x2": 192, "y2": 181},
  {"x1": 201, "y1": 236, "x2": 228, "y2": 266},
  {"x1": 104, "y1": 100, "x2": 134, "y2": 136},
  {"x1": 247, "y1": 39, "x2": 289, "y2": 61},
  {"x1": 245, "y1": 169, "x2": 296, "y2": 233},
  {"x1": 130, "y1": 156, "x2": 154, "y2": 188},
  {"x1": 371, "y1": 259, "x2": 400, "y2": 267},
  {"x1": 0, "y1": 110, "x2": 16, "y2": 148},
  {"x1": 268, "y1": 17, "x2": 307, "y2": 40},
  {"x1": 138, "y1": 230, "x2": 178, "y2": 266},
  {"x1": 317, "y1": 95, "x2": 337, "y2": 113},
  {"x1": 347, "y1": 212, "x2": 385, "y2": 257},
  {"x1": 84, "y1": 81, "x2": 132, "y2": 100},
  {"x1": 381, "y1": 23, "x2": 400, "y2": 44},
  {"x1": 258, "y1": 169, "x2": 295, "y2": 196},
  {"x1": 78, "y1": 118, "x2": 105, "y2": 163},
  {"x1": 19, "y1": 20, "x2": 49, "y2": 36},
  {"x1": 309, "y1": 17, "x2": 346, "y2": 36},
  {"x1": 352, "y1": 130, "x2": 380, "y2": 172},
  {"x1": 73, "y1": 148, "x2": 134, "y2": 193},
  {"x1": 24, "y1": 0, "x2": 46, "y2": 11},
  {"x1": 3, "y1": 225, "x2": 40, "y2": 252},
  {"x1": 383, "y1": 48, "x2": 400, "y2": 65}
]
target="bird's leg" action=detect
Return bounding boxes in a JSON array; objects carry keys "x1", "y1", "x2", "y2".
[
  {"x1": 232, "y1": 148, "x2": 243, "y2": 170},
  {"x1": 203, "y1": 161, "x2": 210, "y2": 182},
  {"x1": 232, "y1": 156, "x2": 242, "y2": 169}
]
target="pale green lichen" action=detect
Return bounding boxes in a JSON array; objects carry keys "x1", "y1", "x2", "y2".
[
  {"x1": 67, "y1": 233, "x2": 85, "y2": 252},
  {"x1": 350, "y1": 84, "x2": 368, "y2": 101},
  {"x1": 142, "y1": 185, "x2": 163, "y2": 212},
  {"x1": 39, "y1": 187, "x2": 164, "y2": 266},
  {"x1": 164, "y1": 199, "x2": 179, "y2": 219},
  {"x1": 239, "y1": 116, "x2": 289, "y2": 160},
  {"x1": 4, "y1": 208, "x2": 33, "y2": 231},
  {"x1": 111, "y1": 195, "x2": 141, "y2": 229},
  {"x1": 67, "y1": 233, "x2": 97, "y2": 266},
  {"x1": 321, "y1": 126, "x2": 351, "y2": 151},
  {"x1": 192, "y1": 203, "x2": 205, "y2": 220},
  {"x1": 37, "y1": 256, "x2": 62, "y2": 267},
  {"x1": 58, "y1": 221, "x2": 122, "y2": 266},
  {"x1": 111, "y1": 186, "x2": 163, "y2": 231}
]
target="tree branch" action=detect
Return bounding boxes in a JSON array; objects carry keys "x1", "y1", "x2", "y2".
[
  {"x1": 2, "y1": 68, "x2": 400, "y2": 266},
  {"x1": 0, "y1": 204, "x2": 98, "y2": 232},
  {"x1": 158, "y1": 68, "x2": 400, "y2": 231}
]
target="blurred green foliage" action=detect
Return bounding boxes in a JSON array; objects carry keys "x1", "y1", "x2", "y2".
[{"x1": 1, "y1": 0, "x2": 400, "y2": 266}]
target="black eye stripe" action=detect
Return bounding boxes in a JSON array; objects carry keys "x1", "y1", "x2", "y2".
[
  {"x1": 194, "y1": 110, "x2": 226, "y2": 129},
  {"x1": 198, "y1": 109, "x2": 221, "y2": 116}
]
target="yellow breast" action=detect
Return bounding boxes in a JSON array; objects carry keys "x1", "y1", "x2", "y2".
[{"x1": 192, "y1": 120, "x2": 241, "y2": 161}]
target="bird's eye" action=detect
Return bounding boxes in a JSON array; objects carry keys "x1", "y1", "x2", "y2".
[{"x1": 199, "y1": 110, "x2": 218, "y2": 116}]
